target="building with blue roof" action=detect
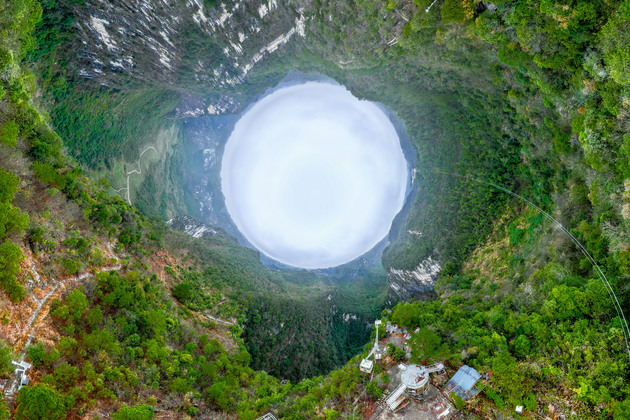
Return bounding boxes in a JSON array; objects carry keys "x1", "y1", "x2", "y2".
[{"x1": 445, "y1": 365, "x2": 481, "y2": 400}]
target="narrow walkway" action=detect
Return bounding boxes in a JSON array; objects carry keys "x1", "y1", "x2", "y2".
[
  {"x1": 4, "y1": 263, "x2": 121, "y2": 401},
  {"x1": 205, "y1": 314, "x2": 237, "y2": 326},
  {"x1": 111, "y1": 146, "x2": 159, "y2": 205}
]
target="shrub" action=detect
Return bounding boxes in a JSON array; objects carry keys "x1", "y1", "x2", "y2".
[
  {"x1": 112, "y1": 404, "x2": 153, "y2": 420},
  {"x1": 0, "y1": 121, "x2": 18, "y2": 147},
  {"x1": 450, "y1": 392, "x2": 466, "y2": 410},
  {"x1": 172, "y1": 282, "x2": 192, "y2": 303},
  {"x1": 0, "y1": 241, "x2": 25, "y2": 302},
  {"x1": 26, "y1": 343, "x2": 47, "y2": 367},
  {"x1": 15, "y1": 384, "x2": 66, "y2": 420},
  {"x1": 366, "y1": 381, "x2": 382, "y2": 398},
  {"x1": 62, "y1": 259, "x2": 80, "y2": 275},
  {"x1": 0, "y1": 340, "x2": 13, "y2": 377}
]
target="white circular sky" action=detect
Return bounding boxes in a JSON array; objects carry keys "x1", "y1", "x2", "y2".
[{"x1": 220, "y1": 82, "x2": 408, "y2": 269}]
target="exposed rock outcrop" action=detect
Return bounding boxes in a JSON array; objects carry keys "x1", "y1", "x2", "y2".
[
  {"x1": 387, "y1": 257, "x2": 440, "y2": 303},
  {"x1": 167, "y1": 214, "x2": 217, "y2": 238},
  {"x1": 71, "y1": 0, "x2": 308, "y2": 92}
]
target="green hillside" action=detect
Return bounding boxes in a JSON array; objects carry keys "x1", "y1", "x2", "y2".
[{"x1": 0, "y1": 0, "x2": 629, "y2": 418}]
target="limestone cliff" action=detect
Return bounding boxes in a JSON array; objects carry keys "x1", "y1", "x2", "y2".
[
  {"x1": 70, "y1": 0, "x2": 308, "y2": 93},
  {"x1": 387, "y1": 256, "x2": 440, "y2": 303}
]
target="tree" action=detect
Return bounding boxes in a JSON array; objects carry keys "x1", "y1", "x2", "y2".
[
  {"x1": 15, "y1": 384, "x2": 66, "y2": 420},
  {"x1": 148, "y1": 309, "x2": 167, "y2": 338},
  {"x1": 0, "y1": 170, "x2": 28, "y2": 240},
  {"x1": 491, "y1": 351, "x2": 529, "y2": 405},
  {"x1": 26, "y1": 343, "x2": 47, "y2": 367},
  {"x1": 614, "y1": 400, "x2": 630, "y2": 420},
  {"x1": 86, "y1": 306, "x2": 103, "y2": 330},
  {"x1": 366, "y1": 381, "x2": 382, "y2": 398},
  {"x1": 0, "y1": 340, "x2": 13, "y2": 377},
  {"x1": 0, "y1": 393, "x2": 9, "y2": 420},
  {"x1": 172, "y1": 282, "x2": 192, "y2": 303},
  {"x1": 0, "y1": 121, "x2": 18, "y2": 147},
  {"x1": 387, "y1": 343, "x2": 406, "y2": 362},
  {"x1": 0, "y1": 47, "x2": 12, "y2": 72},
  {"x1": 324, "y1": 409, "x2": 340, "y2": 420},
  {"x1": 52, "y1": 362, "x2": 79, "y2": 389},
  {"x1": 0, "y1": 202, "x2": 28, "y2": 238},
  {"x1": 0, "y1": 241, "x2": 25, "y2": 301},
  {"x1": 112, "y1": 404, "x2": 153, "y2": 420},
  {"x1": 410, "y1": 327, "x2": 446, "y2": 363},
  {"x1": 599, "y1": 1, "x2": 630, "y2": 85},
  {"x1": 511, "y1": 335, "x2": 531, "y2": 359},
  {"x1": 394, "y1": 346, "x2": 406, "y2": 362},
  {"x1": 170, "y1": 377, "x2": 190, "y2": 394},
  {"x1": 205, "y1": 382, "x2": 232, "y2": 410},
  {"x1": 450, "y1": 392, "x2": 466, "y2": 410},
  {"x1": 62, "y1": 259, "x2": 80, "y2": 275},
  {"x1": 441, "y1": 0, "x2": 466, "y2": 22},
  {"x1": 0, "y1": 169, "x2": 19, "y2": 203},
  {"x1": 65, "y1": 289, "x2": 88, "y2": 321},
  {"x1": 390, "y1": 303, "x2": 420, "y2": 328}
]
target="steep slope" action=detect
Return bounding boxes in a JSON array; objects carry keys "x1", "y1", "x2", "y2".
[
  {"x1": 0, "y1": 3, "x2": 379, "y2": 417},
  {"x1": 2, "y1": 0, "x2": 630, "y2": 418}
]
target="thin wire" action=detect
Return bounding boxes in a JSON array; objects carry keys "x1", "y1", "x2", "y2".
[{"x1": 423, "y1": 169, "x2": 630, "y2": 363}]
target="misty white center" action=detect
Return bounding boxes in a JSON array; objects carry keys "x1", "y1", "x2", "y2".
[{"x1": 220, "y1": 82, "x2": 408, "y2": 269}]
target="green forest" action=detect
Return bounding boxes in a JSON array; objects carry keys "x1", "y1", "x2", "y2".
[{"x1": 0, "y1": 0, "x2": 629, "y2": 418}]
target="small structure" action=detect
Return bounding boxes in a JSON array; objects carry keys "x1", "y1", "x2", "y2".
[
  {"x1": 378, "y1": 362, "x2": 455, "y2": 418},
  {"x1": 385, "y1": 383, "x2": 409, "y2": 412},
  {"x1": 360, "y1": 320, "x2": 382, "y2": 374},
  {"x1": 445, "y1": 365, "x2": 481, "y2": 400},
  {"x1": 426, "y1": 362, "x2": 446, "y2": 375},
  {"x1": 255, "y1": 414, "x2": 278, "y2": 420},
  {"x1": 359, "y1": 358, "x2": 374, "y2": 373},
  {"x1": 12, "y1": 361, "x2": 31, "y2": 391},
  {"x1": 400, "y1": 364, "x2": 429, "y2": 394},
  {"x1": 515, "y1": 406, "x2": 524, "y2": 415}
]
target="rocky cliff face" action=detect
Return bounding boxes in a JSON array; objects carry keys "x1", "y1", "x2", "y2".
[
  {"x1": 65, "y1": 0, "x2": 417, "y2": 95},
  {"x1": 387, "y1": 256, "x2": 441, "y2": 303},
  {"x1": 167, "y1": 214, "x2": 218, "y2": 238},
  {"x1": 71, "y1": 0, "x2": 308, "y2": 92},
  {"x1": 40, "y1": 0, "x2": 423, "y2": 274}
]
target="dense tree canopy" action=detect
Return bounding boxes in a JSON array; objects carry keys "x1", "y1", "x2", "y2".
[
  {"x1": 15, "y1": 384, "x2": 66, "y2": 420},
  {"x1": 0, "y1": 0, "x2": 629, "y2": 418}
]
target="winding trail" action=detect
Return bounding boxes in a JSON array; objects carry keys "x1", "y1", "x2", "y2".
[
  {"x1": 19, "y1": 264, "x2": 122, "y2": 350},
  {"x1": 111, "y1": 146, "x2": 160, "y2": 205},
  {"x1": 5, "y1": 244, "x2": 237, "y2": 400},
  {"x1": 205, "y1": 314, "x2": 237, "y2": 326},
  {"x1": 425, "y1": 0, "x2": 438, "y2": 12},
  {"x1": 4, "y1": 259, "x2": 121, "y2": 401}
]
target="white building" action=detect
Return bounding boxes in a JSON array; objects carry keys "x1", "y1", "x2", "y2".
[
  {"x1": 359, "y1": 358, "x2": 374, "y2": 373},
  {"x1": 12, "y1": 360, "x2": 31, "y2": 391},
  {"x1": 400, "y1": 364, "x2": 429, "y2": 394}
]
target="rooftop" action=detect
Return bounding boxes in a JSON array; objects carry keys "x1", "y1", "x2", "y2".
[
  {"x1": 445, "y1": 365, "x2": 481, "y2": 400},
  {"x1": 400, "y1": 364, "x2": 428, "y2": 390},
  {"x1": 360, "y1": 358, "x2": 374, "y2": 373}
]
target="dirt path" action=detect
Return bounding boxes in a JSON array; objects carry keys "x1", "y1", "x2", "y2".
[
  {"x1": 4, "y1": 262, "x2": 122, "y2": 401},
  {"x1": 125, "y1": 146, "x2": 159, "y2": 205},
  {"x1": 205, "y1": 314, "x2": 237, "y2": 326},
  {"x1": 111, "y1": 145, "x2": 160, "y2": 205}
]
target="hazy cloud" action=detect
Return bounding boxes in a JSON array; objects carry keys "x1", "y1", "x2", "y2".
[{"x1": 221, "y1": 82, "x2": 408, "y2": 269}]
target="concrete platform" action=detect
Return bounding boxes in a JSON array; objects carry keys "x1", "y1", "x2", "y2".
[
  {"x1": 369, "y1": 385, "x2": 455, "y2": 420},
  {"x1": 370, "y1": 364, "x2": 455, "y2": 420}
]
